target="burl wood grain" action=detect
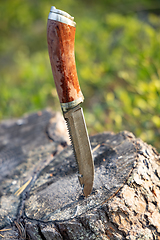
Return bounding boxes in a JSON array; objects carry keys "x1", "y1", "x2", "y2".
[{"x1": 47, "y1": 19, "x2": 83, "y2": 103}]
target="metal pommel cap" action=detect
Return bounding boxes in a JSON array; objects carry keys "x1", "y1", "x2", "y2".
[{"x1": 48, "y1": 6, "x2": 76, "y2": 27}]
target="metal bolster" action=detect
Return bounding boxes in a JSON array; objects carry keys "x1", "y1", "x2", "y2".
[
  {"x1": 48, "y1": 6, "x2": 76, "y2": 27},
  {"x1": 61, "y1": 97, "x2": 84, "y2": 113}
]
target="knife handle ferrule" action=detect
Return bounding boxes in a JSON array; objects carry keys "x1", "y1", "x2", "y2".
[
  {"x1": 61, "y1": 97, "x2": 84, "y2": 112},
  {"x1": 47, "y1": 6, "x2": 84, "y2": 105}
]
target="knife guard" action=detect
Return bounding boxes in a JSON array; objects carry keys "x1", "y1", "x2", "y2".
[{"x1": 47, "y1": 19, "x2": 84, "y2": 109}]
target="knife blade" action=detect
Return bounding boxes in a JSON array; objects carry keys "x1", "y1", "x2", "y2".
[{"x1": 47, "y1": 6, "x2": 94, "y2": 197}]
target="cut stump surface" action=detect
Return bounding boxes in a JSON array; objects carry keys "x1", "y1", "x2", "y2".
[{"x1": 0, "y1": 109, "x2": 160, "y2": 239}]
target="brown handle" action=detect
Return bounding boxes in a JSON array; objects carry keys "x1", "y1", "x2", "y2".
[{"x1": 47, "y1": 18, "x2": 84, "y2": 106}]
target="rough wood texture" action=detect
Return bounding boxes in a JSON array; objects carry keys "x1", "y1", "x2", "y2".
[{"x1": 0, "y1": 109, "x2": 160, "y2": 239}]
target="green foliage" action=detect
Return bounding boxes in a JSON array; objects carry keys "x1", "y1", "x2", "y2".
[
  {"x1": 0, "y1": 0, "x2": 160, "y2": 151},
  {"x1": 76, "y1": 12, "x2": 160, "y2": 150}
]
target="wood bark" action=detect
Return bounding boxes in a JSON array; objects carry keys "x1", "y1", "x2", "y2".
[{"x1": 0, "y1": 109, "x2": 160, "y2": 240}]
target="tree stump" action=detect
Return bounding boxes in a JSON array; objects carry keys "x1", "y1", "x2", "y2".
[{"x1": 0, "y1": 109, "x2": 160, "y2": 240}]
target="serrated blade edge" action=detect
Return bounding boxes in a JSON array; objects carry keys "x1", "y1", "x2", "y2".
[{"x1": 64, "y1": 105, "x2": 94, "y2": 197}]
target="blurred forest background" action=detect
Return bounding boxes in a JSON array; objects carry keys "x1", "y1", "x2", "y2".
[{"x1": 0, "y1": 0, "x2": 160, "y2": 151}]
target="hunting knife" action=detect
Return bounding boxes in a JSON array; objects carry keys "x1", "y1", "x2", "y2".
[{"x1": 47, "y1": 6, "x2": 94, "y2": 197}]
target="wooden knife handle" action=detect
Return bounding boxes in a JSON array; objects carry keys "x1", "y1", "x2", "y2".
[{"x1": 47, "y1": 9, "x2": 84, "y2": 108}]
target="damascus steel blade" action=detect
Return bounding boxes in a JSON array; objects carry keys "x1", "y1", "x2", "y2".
[{"x1": 64, "y1": 105, "x2": 94, "y2": 197}]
